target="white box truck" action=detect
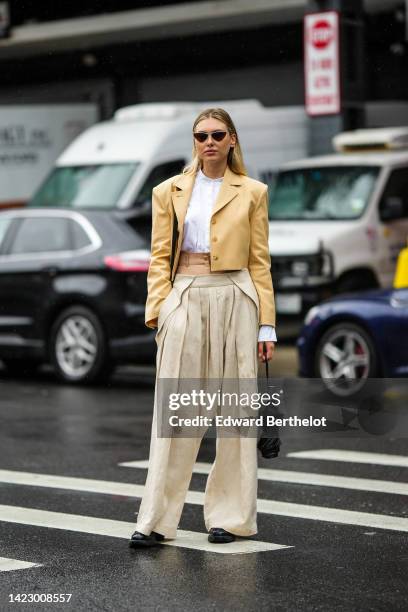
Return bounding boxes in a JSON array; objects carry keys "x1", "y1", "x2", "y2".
[
  {"x1": 27, "y1": 99, "x2": 308, "y2": 241},
  {"x1": 0, "y1": 104, "x2": 99, "y2": 209},
  {"x1": 268, "y1": 127, "x2": 408, "y2": 325}
]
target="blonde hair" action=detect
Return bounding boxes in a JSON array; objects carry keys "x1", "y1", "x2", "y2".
[{"x1": 182, "y1": 107, "x2": 248, "y2": 176}]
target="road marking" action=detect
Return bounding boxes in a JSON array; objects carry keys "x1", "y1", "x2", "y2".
[
  {"x1": 0, "y1": 469, "x2": 407, "y2": 532},
  {"x1": 0, "y1": 556, "x2": 41, "y2": 572},
  {"x1": 286, "y1": 449, "x2": 408, "y2": 468},
  {"x1": 119, "y1": 460, "x2": 408, "y2": 496},
  {"x1": 0, "y1": 469, "x2": 146, "y2": 497},
  {"x1": 0, "y1": 505, "x2": 288, "y2": 555}
]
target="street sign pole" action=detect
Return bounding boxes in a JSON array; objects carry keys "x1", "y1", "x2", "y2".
[{"x1": 305, "y1": 0, "x2": 365, "y2": 155}]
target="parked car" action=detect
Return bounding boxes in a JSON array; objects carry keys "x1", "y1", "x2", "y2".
[
  {"x1": 297, "y1": 246, "x2": 408, "y2": 396},
  {"x1": 0, "y1": 208, "x2": 153, "y2": 384}
]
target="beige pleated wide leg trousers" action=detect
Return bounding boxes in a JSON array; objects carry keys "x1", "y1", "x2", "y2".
[{"x1": 134, "y1": 252, "x2": 260, "y2": 539}]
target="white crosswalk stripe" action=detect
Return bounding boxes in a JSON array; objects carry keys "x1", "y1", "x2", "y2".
[
  {"x1": 0, "y1": 505, "x2": 289, "y2": 555},
  {"x1": 0, "y1": 468, "x2": 407, "y2": 532},
  {"x1": 0, "y1": 556, "x2": 41, "y2": 573},
  {"x1": 286, "y1": 449, "x2": 408, "y2": 467},
  {"x1": 1, "y1": 447, "x2": 407, "y2": 564},
  {"x1": 119, "y1": 460, "x2": 408, "y2": 496}
]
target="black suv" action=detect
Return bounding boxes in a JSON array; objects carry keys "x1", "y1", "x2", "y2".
[{"x1": 0, "y1": 209, "x2": 155, "y2": 384}]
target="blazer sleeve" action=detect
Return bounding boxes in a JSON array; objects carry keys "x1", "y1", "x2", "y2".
[
  {"x1": 145, "y1": 185, "x2": 173, "y2": 329},
  {"x1": 248, "y1": 185, "x2": 276, "y2": 327}
]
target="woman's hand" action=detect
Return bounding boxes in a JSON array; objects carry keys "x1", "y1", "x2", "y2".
[{"x1": 258, "y1": 341, "x2": 275, "y2": 363}]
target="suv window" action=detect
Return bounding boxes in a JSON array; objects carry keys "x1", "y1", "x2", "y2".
[
  {"x1": 380, "y1": 168, "x2": 408, "y2": 220},
  {"x1": 135, "y1": 159, "x2": 185, "y2": 206},
  {"x1": 71, "y1": 219, "x2": 92, "y2": 249},
  {"x1": 10, "y1": 217, "x2": 72, "y2": 254}
]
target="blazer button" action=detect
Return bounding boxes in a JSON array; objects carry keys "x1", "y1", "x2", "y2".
[
  {"x1": 212, "y1": 237, "x2": 217, "y2": 242},
  {"x1": 211, "y1": 219, "x2": 216, "y2": 224},
  {"x1": 213, "y1": 255, "x2": 218, "y2": 260}
]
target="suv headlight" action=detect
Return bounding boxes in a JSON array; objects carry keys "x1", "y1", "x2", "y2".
[
  {"x1": 292, "y1": 260, "x2": 310, "y2": 277},
  {"x1": 291, "y1": 252, "x2": 333, "y2": 279},
  {"x1": 271, "y1": 250, "x2": 333, "y2": 287}
]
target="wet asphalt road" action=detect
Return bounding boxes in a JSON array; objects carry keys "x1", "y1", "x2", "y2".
[{"x1": 0, "y1": 354, "x2": 407, "y2": 612}]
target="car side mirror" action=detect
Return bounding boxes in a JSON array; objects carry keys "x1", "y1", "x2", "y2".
[{"x1": 380, "y1": 196, "x2": 405, "y2": 221}]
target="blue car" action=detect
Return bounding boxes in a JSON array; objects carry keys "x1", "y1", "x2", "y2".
[{"x1": 297, "y1": 286, "x2": 408, "y2": 394}]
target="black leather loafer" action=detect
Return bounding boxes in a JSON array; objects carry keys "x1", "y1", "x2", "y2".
[
  {"x1": 208, "y1": 528, "x2": 236, "y2": 543},
  {"x1": 129, "y1": 530, "x2": 165, "y2": 548}
]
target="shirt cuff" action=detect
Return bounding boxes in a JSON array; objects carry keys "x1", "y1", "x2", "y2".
[{"x1": 257, "y1": 325, "x2": 277, "y2": 342}]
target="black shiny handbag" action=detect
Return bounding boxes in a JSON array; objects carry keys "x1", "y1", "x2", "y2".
[{"x1": 257, "y1": 345, "x2": 282, "y2": 459}]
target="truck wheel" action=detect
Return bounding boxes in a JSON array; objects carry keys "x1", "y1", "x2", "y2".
[
  {"x1": 49, "y1": 305, "x2": 113, "y2": 384},
  {"x1": 315, "y1": 322, "x2": 378, "y2": 397}
]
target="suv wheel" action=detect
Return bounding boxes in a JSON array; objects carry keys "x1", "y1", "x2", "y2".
[{"x1": 49, "y1": 305, "x2": 113, "y2": 384}]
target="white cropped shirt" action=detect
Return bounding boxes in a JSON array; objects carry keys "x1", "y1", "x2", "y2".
[{"x1": 181, "y1": 168, "x2": 277, "y2": 343}]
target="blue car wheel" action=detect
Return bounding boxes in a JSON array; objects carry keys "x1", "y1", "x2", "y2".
[{"x1": 315, "y1": 322, "x2": 378, "y2": 397}]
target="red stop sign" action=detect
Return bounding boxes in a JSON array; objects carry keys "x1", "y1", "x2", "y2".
[{"x1": 311, "y1": 20, "x2": 333, "y2": 49}]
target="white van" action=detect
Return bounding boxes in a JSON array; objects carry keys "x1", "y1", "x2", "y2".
[
  {"x1": 268, "y1": 127, "x2": 408, "y2": 324},
  {"x1": 28, "y1": 99, "x2": 308, "y2": 240}
]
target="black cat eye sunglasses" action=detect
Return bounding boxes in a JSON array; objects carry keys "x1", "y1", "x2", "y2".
[{"x1": 193, "y1": 130, "x2": 228, "y2": 143}]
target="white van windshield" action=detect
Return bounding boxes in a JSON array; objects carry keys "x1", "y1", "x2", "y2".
[
  {"x1": 29, "y1": 164, "x2": 139, "y2": 209},
  {"x1": 269, "y1": 166, "x2": 380, "y2": 220}
]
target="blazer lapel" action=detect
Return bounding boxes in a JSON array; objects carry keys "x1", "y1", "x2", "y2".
[
  {"x1": 211, "y1": 166, "x2": 242, "y2": 218},
  {"x1": 171, "y1": 173, "x2": 195, "y2": 226},
  {"x1": 171, "y1": 165, "x2": 243, "y2": 225}
]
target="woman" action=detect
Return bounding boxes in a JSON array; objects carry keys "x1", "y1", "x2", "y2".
[{"x1": 129, "y1": 107, "x2": 276, "y2": 547}]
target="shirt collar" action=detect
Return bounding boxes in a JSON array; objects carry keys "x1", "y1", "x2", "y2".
[{"x1": 197, "y1": 168, "x2": 224, "y2": 183}]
